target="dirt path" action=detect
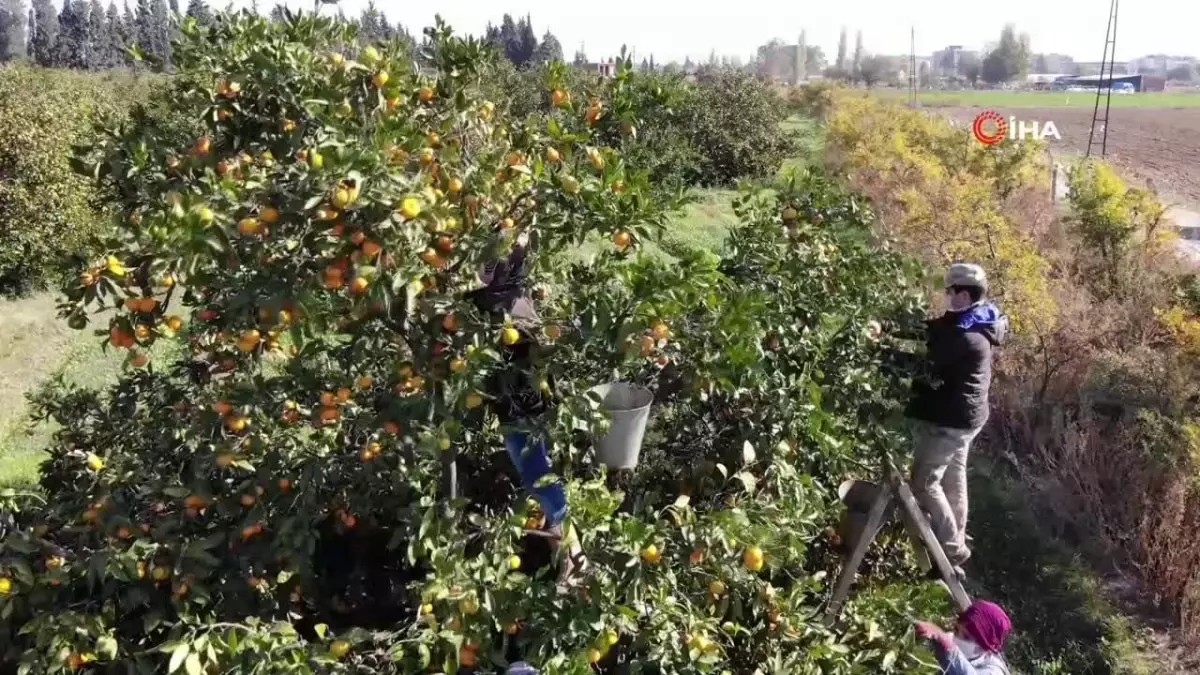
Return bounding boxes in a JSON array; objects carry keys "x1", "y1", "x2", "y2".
[{"x1": 1104, "y1": 574, "x2": 1200, "y2": 674}]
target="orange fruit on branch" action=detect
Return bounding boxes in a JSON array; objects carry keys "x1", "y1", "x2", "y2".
[
  {"x1": 640, "y1": 544, "x2": 661, "y2": 564},
  {"x1": 742, "y1": 545, "x2": 765, "y2": 572},
  {"x1": 612, "y1": 230, "x2": 632, "y2": 250},
  {"x1": 330, "y1": 640, "x2": 351, "y2": 659},
  {"x1": 399, "y1": 197, "x2": 422, "y2": 219},
  {"x1": 651, "y1": 320, "x2": 670, "y2": 341},
  {"x1": 237, "y1": 217, "x2": 262, "y2": 236}
]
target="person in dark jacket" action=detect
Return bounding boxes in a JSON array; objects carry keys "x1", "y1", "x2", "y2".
[
  {"x1": 465, "y1": 233, "x2": 587, "y2": 585},
  {"x1": 906, "y1": 263, "x2": 1007, "y2": 568}
]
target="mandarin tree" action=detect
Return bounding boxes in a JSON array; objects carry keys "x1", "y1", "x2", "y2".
[{"x1": 2, "y1": 10, "x2": 949, "y2": 675}]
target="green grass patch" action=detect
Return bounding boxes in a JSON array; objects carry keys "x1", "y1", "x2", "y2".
[
  {"x1": 873, "y1": 89, "x2": 1200, "y2": 109},
  {"x1": 0, "y1": 295, "x2": 180, "y2": 488},
  {"x1": 1, "y1": 334, "x2": 124, "y2": 488}
]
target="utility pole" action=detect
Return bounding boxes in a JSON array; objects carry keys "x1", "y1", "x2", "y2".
[
  {"x1": 1087, "y1": 0, "x2": 1119, "y2": 157},
  {"x1": 908, "y1": 27, "x2": 917, "y2": 107}
]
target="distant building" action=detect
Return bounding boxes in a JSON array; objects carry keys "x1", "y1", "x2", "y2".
[
  {"x1": 576, "y1": 61, "x2": 617, "y2": 78},
  {"x1": 1075, "y1": 61, "x2": 1129, "y2": 76},
  {"x1": 931, "y1": 45, "x2": 978, "y2": 77},
  {"x1": 1129, "y1": 55, "x2": 1197, "y2": 75},
  {"x1": 1035, "y1": 53, "x2": 1076, "y2": 74}
]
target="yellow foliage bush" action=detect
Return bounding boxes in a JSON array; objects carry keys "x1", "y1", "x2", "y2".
[
  {"x1": 824, "y1": 91, "x2": 1054, "y2": 334},
  {"x1": 1066, "y1": 158, "x2": 1169, "y2": 295},
  {"x1": 1156, "y1": 305, "x2": 1200, "y2": 356}
]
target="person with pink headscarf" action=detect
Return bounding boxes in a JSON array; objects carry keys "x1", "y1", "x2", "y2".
[{"x1": 914, "y1": 600, "x2": 1012, "y2": 675}]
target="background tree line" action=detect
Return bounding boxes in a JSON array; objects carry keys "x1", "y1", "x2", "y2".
[
  {"x1": 0, "y1": 0, "x2": 425, "y2": 71},
  {"x1": 483, "y1": 12, "x2": 563, "y2": 67}
]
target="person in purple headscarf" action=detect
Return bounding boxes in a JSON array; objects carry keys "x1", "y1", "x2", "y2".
[{"x1": 914, "y1": 600, "x2": 1012, "y2": 675}]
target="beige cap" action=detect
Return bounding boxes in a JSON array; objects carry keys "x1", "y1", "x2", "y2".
[{"x1": 945, "y1": 263, "x2": 987, "y2": 290}]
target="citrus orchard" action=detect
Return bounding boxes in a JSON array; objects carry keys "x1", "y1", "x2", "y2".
[{"x1": 0, "y1": 9, "x2": 947, "y2": 675}]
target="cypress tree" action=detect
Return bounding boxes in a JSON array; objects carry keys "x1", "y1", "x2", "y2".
[
  {"x1": 105, "y1": 1, "x2": 124, "y2": 66},
  {"x1": 52, "y1": 0, "x2": 87, "y2": 67},
  {"x1": 358, "y1": 0, "x2": 382, "y2": 43},
  {"x1": 0, "y1": 0, "x2": 25, "y2": 61},
  {"x1": 165, "y1": 0, "x2": 178, "y2": 66},
  {"x1": 150, "y1": 0, "x2": 168, "y2": 68},
  {"x1": 120, "y1": 0, "x2": 134, "y2": 64},
  {"x1": 184, "y1": 0, "x2": 211, "y2": 26},
  {"x1": 515, "y1": 14, "x2": 537, "y2": 66},
  {"x1": 30, "y1": 0, "x2": 53, "y2": 65},
  {"x1": 532, "y1": 30, "x2": 562, "y2": 65},
  {"x1": 0, "y1": 2, "x2": 11, "y2": 60},
  {"x1": 87, "y1": 0, "x2": 108, "y2": 67},
  {"x1": 134, "y1": 0, "x2": 153, "y2": 62},
  {"x1": 499, "y1": 14, "x2": 517, "y2": 64}
]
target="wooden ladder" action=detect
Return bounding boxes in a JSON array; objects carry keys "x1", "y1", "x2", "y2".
[{"x1": 824, "y1": 462, "x2": 972, "y2": 620}]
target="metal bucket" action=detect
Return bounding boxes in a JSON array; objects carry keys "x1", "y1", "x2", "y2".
[
  {"x1": 837, "y1": 479, "x2": 881, "y2": 554},
  {"x1": 590, "y1": 382, "x2": 653, "y2": 470}
]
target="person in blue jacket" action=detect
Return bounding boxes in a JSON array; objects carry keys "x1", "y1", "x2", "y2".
[{"x1": 915, "y1": 600, "x2": 1013, "y2": 675}]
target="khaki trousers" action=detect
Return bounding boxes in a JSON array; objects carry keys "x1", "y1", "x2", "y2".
[{"x1": 909, "y1": 420, "x2": 981, "y2": 566}]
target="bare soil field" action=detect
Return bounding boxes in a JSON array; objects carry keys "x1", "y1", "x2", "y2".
[{"x1": 942, "y1": 106, "x2": 1200, "y2": 210}]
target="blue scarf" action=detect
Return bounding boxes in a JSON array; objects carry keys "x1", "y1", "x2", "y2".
[{"x1": 953, "y1": 301, "x2": 1004, "y2": 332}]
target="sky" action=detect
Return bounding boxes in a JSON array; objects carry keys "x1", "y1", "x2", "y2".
[{"x1": 251, "y1": 0, "x2": 1199, "y2": 65}]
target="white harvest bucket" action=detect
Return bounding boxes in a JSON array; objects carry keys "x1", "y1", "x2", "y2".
[{"x1": 590, "y1": 382, "x2": 653, "y2": 470}]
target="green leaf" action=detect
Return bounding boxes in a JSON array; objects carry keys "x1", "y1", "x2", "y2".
[
  {"x1": 742, "y1": 440, "x2": 756, "y2": 464},
  {"x1": 313, "y1": 623, "x2": 328, "y2": 639},
  {"x1": 97, "y1": 635, "x2": 118, "y2": 660},
  {"x1": 737, "y1": 472, "x2": 756, "y2": 493},
  {"x1": 168, "y1": 642, "x2": 189, "y2": 673},
  {"x1": 185, "y1": 652, "x2": 202, "y2": 675}
]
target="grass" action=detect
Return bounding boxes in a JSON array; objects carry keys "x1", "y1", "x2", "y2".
[
  {"x1": 873, "y1": 89, "x2": 1200, "y2": 109},
  {"x1": 0, "y1": 293, "x2": 178, "y2": 488}
]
